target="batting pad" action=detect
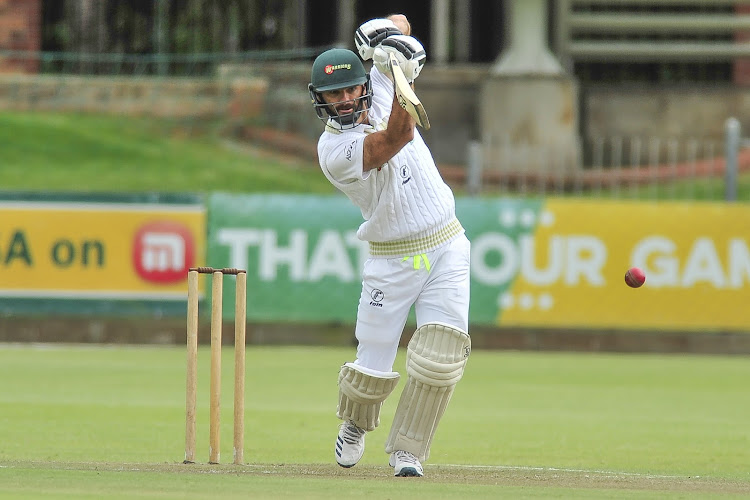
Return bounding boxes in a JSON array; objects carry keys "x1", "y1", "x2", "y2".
[
  {"x1": 385, "y1": 322, "x2": 471, "y2": 461},
  {"x1": 337, "y1": 363, "x2": 400, "y2": 432}
]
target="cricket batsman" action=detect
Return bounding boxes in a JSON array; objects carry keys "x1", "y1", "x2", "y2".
[{"x1": 307, "y1": 14, "x2": 471, "y2": 478}]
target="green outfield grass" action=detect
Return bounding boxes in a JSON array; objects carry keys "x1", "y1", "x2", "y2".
[
  {"x1": 0, "y1": 344, "x2": 748, "y2": 499},
  {"x1": 0, "y1": 111, "x2": 332, "y2": 194},
  {"x1": 2, "y1": 110, "x2": 749, "y2": 200},
  {"x1": 578, "y1": 174, "x2": 750, "y2": 202}
]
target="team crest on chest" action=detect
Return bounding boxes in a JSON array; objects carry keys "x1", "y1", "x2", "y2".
[
  {"x1": 400, "y1": 165, "x2": 412, "y2": 185},
  {"x1": 344, "y1": 140, "x2": 356, "y2": 161}
]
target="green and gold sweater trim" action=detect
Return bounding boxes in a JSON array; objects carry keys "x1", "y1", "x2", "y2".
[{"x1": 369, "y1": 218, "x2": 464, "y2": 257}]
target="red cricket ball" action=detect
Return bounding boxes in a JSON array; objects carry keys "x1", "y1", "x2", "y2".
[{"x1": 625, "y1": 267, "x2": 646, "y2": 288}]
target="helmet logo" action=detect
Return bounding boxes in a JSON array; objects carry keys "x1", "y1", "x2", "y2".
[{"x1": 324, "y1": 63, "x2": 352, "y2": 75}]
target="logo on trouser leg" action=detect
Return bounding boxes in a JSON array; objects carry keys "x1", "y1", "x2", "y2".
[{"x1": 369, "y1": 288, "x2": 384, "y2": 307}]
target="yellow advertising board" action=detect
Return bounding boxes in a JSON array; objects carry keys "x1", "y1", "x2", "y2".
[
  {"x1": 496, "y1": 199, "x2": 750, "y2": 331},
  {"x1": 0, "y1": 199, "x2": 205, "y2": 300},
  {"x1": 205, "y1": 194, "x2": 750, "y2": 332}
]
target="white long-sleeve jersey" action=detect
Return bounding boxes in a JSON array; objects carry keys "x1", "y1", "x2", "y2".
[{"x1": 317, "y1": 65, "x2": 463, "y2": 258}]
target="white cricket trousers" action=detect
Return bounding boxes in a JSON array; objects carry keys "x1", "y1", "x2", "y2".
[{"x1": 353, "y1": 234, "x2": 471, "y2": 373}]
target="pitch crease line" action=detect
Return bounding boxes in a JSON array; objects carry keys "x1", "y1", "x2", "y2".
[{"x1": 437, "y1": 463, "x2": 690, "y2": 479}]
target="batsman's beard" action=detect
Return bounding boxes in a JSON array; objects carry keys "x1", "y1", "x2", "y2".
[{"x1": 332, "y1": 98, "x2": 366, "y2": 127}]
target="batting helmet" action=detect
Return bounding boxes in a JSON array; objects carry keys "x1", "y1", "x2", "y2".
[{"x1": 309, "y1": 48, "x2": 372, "y2": 128}]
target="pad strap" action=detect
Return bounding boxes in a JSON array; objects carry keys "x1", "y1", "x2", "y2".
[
  {"x1": 337, "y1": 363, "x2": 400, "y2": 431},
  {"x1": 385, "y1": 323, "x2": 471, "y2": 461}
]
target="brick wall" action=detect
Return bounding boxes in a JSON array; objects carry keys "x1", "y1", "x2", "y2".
[
  {"x1": 0, "y1": 0, "x2": 41, "y2": 73},
  {"x1": 0, "y1": 74, "x2": 269, "y2": 120}
]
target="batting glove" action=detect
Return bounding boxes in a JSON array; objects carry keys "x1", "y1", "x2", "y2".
[
  {"x1": 355, "y1": 18, "x2": 402, "y2": 61},
  {"x1": 372, "y1": 35, "x2": 426, "y2": 83}
]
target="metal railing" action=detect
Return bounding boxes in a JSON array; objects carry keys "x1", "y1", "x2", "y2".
[
  {"x1": 0, "y1": 46, "x2": 330, "y2": 77},
  {"x1": 723, "y1": 116, "x2": 750, "y2": 201},
  {"x1": 467, "y1": 117, "x2": 747, "y2": 201}
]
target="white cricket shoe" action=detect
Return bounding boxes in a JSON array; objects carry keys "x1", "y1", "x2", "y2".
[
  {"x1": 335, "y1": 422, "x2": 366, "y2": 468},
  {"x1": 389, "y1": 450, "x2": 424, "y2": 477}
]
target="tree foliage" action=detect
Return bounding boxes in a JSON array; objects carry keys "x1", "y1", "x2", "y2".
[{"x1": 42, "y1": 0, "x2": 289, "y2": 55}]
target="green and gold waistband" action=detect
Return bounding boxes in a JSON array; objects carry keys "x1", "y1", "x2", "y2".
[{"x1": 369, "y1": 218, "x2": 464, "y2": 257}]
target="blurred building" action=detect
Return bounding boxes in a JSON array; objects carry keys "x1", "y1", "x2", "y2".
[
  {"x1": 0, "y1": 0, "x2": 40, "y2": 73},
  {"x1": 3, "y1": 0, "x2": 750, "y2": 173},
  {"x1": 2, "y1": 1, "x2": 743, "y2": 84}
]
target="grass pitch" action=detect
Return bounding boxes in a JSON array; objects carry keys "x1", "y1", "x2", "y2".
[
  {"x1": 1, "y1": 110, "x2": 749, "y2": 497},
  {"x1": 0, "y1": 343, "x2": 748, "y2": 499}
]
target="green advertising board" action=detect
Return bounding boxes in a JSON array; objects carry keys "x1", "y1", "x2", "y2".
[
  {"x1": 207, "y1": 193, "x2": 544, "y2": 326},
  {"x1": 208, "y1": 193, "x2": 368, "y2": 323}
]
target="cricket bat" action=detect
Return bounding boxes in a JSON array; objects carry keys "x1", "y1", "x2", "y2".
[{"x1": 388, "y1": 52, "x2": 430, "y2": 130}]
